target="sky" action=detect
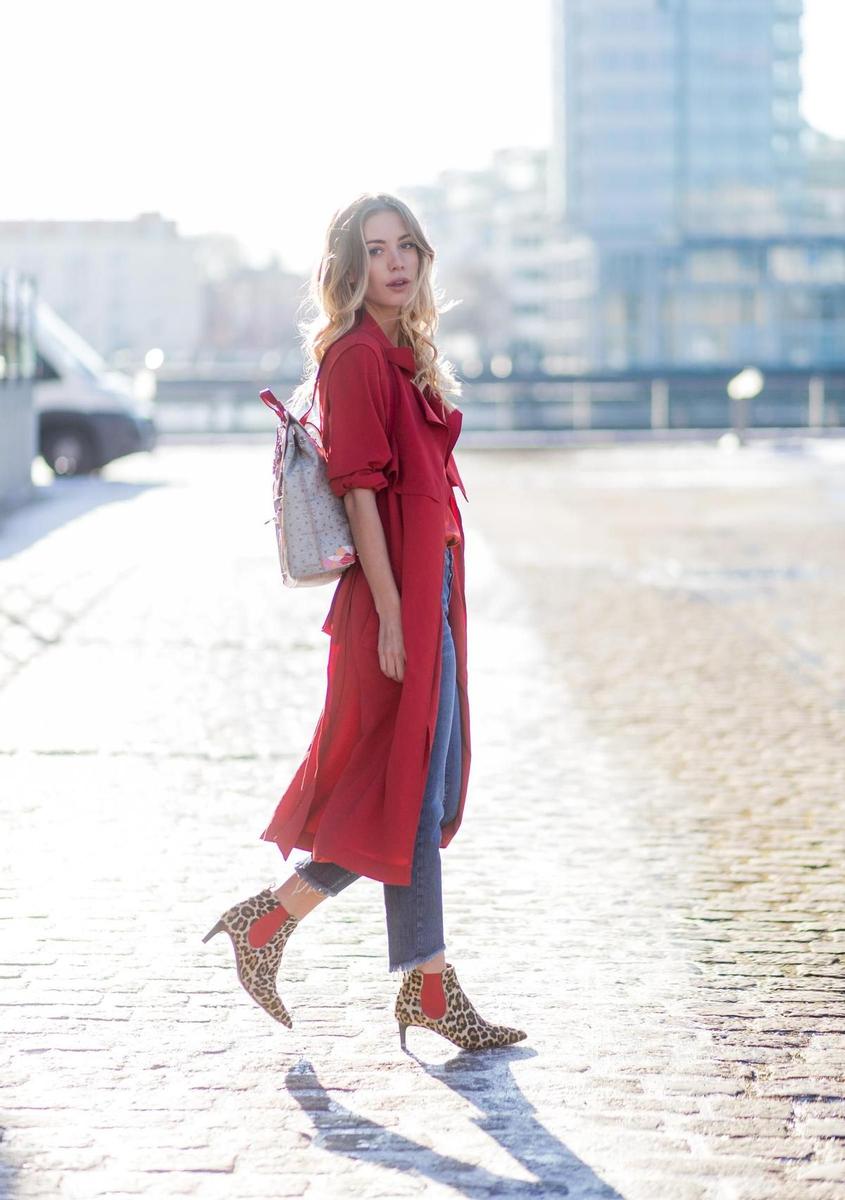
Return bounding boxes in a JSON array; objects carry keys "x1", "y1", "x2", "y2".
[{"x1": 2, "y1": 0, "x2": 843, "y2": 275}]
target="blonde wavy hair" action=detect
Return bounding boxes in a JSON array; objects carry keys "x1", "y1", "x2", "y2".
[{"x1": 291, "y1": 192, "x2": 462, "y2": 417}]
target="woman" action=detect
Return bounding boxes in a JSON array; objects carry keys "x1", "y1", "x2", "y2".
[{"x1": 203, "y1": 193, "x2": 526, "y2": 1053}]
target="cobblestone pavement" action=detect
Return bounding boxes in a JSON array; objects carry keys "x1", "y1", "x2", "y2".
[{"x1": 1, "y1": 438, "x2": 844, "y2": 1200}]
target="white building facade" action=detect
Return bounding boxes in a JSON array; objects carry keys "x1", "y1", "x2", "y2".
[{"x1": 0, "y1": 212, "x2": 204, "y2": 365}]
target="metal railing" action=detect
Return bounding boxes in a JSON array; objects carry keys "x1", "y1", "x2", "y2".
[{"x1": 149, "y1": 367, "x2": 845, "y2": 437}]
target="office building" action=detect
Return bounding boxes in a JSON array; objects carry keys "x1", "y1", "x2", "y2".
[
  {"x1": 547, "y1": 0, "x2": 845, "y2": 370},
  {"x1": 550, "y1": 0, "x2": 804, "y2": 237},
  {"x1": 0, "y1": 213, "x2": 204, "y2": 363}
]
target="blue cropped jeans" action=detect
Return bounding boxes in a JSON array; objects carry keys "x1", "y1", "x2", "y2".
[{"x1": 293, "y1": 545, "x2": 462, "y2": 973}]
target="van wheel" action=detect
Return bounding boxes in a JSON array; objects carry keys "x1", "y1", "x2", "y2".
[{"x1": 41, "y1": 428, "x2": 97, "y2": 476}]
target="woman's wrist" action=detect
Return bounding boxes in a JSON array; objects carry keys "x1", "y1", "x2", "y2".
[
  {"x1": 343, "y1": 488, "x2": 401, "y2": 617},
  {"x1": 374, "y1": 591, "x2": 401, "y2": 619}
]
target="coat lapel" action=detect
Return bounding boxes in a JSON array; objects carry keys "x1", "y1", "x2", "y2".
[{"x1": 360, "y1": 309, "x2": 448, "y2": 429}]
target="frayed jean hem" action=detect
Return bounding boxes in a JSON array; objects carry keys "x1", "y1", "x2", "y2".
[
  {"x1": 388, "y1": 942, "x2": 447, "y2": 975},
  {"x1": 292, "y1": 861, "x2": 351, "y2": 899}
]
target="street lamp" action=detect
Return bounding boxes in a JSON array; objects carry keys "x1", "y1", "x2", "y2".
[
  {"x1": 726, "y1": 366, "x2": 764, "y2": 447},
  {"x1": 133, "y1": 347, "x2": 163, "y2": 412}
]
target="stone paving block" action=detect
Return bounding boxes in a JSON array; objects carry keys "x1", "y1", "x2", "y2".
[{"x1": 2, "y1": 442, "x2": 845, "y2": 1198}]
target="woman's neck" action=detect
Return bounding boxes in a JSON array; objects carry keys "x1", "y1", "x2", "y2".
[{"x1": 363, "y1": 303, "x2": 402, "y2": 347}]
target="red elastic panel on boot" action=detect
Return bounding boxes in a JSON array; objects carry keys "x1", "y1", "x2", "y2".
[
  {"x1": 420, "y1": 971, "x2": 447, "y2": 1019},
  {"x1": 247, "y1": 904, "x2": 290, "y2": 949}
]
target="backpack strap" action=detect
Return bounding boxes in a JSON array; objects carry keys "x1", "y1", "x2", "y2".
[
  {"x1": 301, "y1": 365, "x2": 322, "y2": 432},
  {"x1": 258, "y1": 388, "x2": 287, "y2": 421},
  {"x1": 259, "y1": 366, "x2": 322, "y2": 428}
]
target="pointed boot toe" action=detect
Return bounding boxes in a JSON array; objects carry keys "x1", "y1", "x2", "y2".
[
  {"x1": 395, "y1": 961, "x2": 527, "y2": 1052},
  {"x1": 203, "y1": 887, "x2": 298, "y2": 1028}
]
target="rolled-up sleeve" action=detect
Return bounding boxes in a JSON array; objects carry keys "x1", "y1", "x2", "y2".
[{"x1": 323, "y1": 344, "x2": 393, "y2": 497}]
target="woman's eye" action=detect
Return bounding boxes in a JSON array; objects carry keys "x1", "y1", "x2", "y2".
[{"x1": 369, "y1": 243, "x2": 417, "y2": 255}]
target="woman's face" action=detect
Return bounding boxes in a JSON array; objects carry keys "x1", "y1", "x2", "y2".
[{"x1": 360, "y1": 209, "x2": 420, "y2": 316}]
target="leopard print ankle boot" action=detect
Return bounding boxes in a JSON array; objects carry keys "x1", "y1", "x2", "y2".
[
  {"x1": 395, "y1": 962, "x2": 527, "y2": 1051},
  {"x1": 202, "y1": 887, "x2": 298, "y2": 1028}
]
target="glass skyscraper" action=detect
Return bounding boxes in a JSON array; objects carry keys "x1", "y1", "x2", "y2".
[
  {"x1": 551, "y1": 0, "x2": 804, "y2": 237},
  {"x1": 548, "y1": 0, "x2": 844, "y2": 370}
]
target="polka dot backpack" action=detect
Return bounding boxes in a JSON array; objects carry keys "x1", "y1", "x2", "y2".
[{"x1": 259, "y1": 368, "x2": 357, "y2": 588}]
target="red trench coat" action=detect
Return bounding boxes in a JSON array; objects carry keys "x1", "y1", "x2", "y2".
[{"x1": 260, "y1": 308, "x2": 471, "y2": 886}]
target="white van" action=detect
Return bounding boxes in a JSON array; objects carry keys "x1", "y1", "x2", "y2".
[{"x1": 34, "y1": 300, "x2": 157, "y2": 475}]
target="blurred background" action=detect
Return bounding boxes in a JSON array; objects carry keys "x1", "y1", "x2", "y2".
[
  {"x1": 3, "y1": 7, "x2": 845, "y2": 1193},
  {"x1": 1, "y1": 0, "x2": 843, "y2": 494}
]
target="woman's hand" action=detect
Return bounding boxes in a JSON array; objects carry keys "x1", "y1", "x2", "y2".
[{"x1": 377, "y1": 601, "x2": 406, "y2": 682}]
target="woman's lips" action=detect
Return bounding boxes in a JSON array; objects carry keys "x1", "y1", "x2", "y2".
[{"x1": 387, "y1": 280, "x2": 409, "y2": 289}]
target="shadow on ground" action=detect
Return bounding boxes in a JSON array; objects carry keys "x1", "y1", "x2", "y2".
[
  {"x1": 0, "y1": 1151, "x2": 17, "y2": 1200},
  {"x1": 0, "y1": 476, "x2": 160, "y2": 559},
  {"x1": 284, "y1": 1054, "x2": 622, "y2": 1198}
]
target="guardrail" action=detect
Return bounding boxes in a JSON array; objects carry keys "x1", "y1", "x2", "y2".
[{"x1": 149, "y1": 367, "x2": 845, "y2": 436}]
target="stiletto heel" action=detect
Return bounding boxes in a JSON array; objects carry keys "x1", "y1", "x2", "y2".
[
  {"x1": 202, "y1": 887, "x2": 299, "y2": 1027},
  {"x1": 395, "y1": 963, "x2": 526, "y2": 1052}
]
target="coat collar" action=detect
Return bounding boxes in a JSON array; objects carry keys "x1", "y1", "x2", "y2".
[
  {"x1": 358, "y1": 307, "x2": 417, "y2": 375},
  {"x1": 357, "y1": 307, "x2": 450, "y2": 429}
]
